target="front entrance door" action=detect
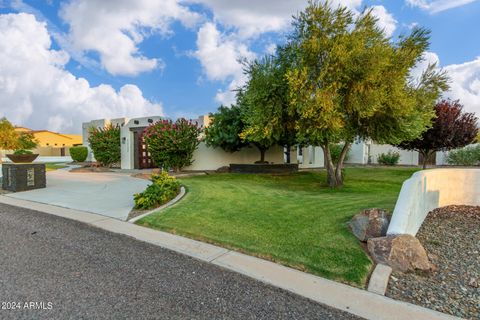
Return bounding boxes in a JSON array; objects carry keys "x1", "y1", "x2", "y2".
[{"x1": 131, "y1": 128, "x2": 155, "y2": 169}]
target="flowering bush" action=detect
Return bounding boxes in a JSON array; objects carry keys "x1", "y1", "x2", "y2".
[
  {"x1": 144, "y1": 118, "x2": 202, "y2": 172},
  {"x1": 88, "y1": 124, "x2": 121, "y2": 167},
  {"x1": 134, "y1": 171, "x2": 181, "y2": 210}
]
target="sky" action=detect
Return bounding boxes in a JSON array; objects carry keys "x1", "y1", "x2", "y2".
[{"x1": 0, "y1": 0, "x2": 479, "y2": 134}]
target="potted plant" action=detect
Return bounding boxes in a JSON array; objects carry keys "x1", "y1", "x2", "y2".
[{"x1": 6, "y1": 132, "x2": 39, "y2": 163}]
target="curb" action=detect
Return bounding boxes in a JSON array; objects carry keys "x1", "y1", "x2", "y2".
[
  {"x1": 367, "y1": 264, "x2": 393, "y2": 295},
  {"x1": 128, "y1": 186, "x2": 186, "y2": 223},
  {"x1": 0, "y1": 196, "x2": 457, "y2": 320}
]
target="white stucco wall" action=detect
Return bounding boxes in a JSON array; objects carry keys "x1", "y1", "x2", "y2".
[
  {"x1": 184, "y1": 143, "x2": 285, "y2": 171},
  {"x1": 298, "y1": 146, "x2": 325, "y2": 168},
  {"x1": 346, "y1": 141, "x2": 367, "y2": 164},
  {"x1": 369, "y1": 144, "x2": 419, "y2": 166},
  {"x1": 387, "y1": 168, "x2": 480, "y2": 236}
]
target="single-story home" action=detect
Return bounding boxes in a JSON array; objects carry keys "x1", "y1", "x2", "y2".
[{"x1": 82, "y1": 115, "x2": 452, "y2": 170}]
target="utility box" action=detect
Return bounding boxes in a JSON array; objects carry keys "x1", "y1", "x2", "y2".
[{"x1": 2, "y1": 163, "x2": 46, "y2": 192}]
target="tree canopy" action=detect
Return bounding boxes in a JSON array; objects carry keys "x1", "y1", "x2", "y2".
[
  {"x1": 286, "y1": 1, "x2": 448, "y2": 187},
  {"x1": 239, "y1": 45, "x2": 298, "y2": 162},
  {"x1": 205, "y1": 105, "x2": 249, "y2": 153},
  {"x1": 397, "y1": 100, "x2": 479, "y2": 168},
  {"x1": 0, "y1": 117, "x2": 19, "y2": 151}
]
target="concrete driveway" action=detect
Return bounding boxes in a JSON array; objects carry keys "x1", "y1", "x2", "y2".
[{"x1": 5, "y1": 169, "x2": 149, "y2": 220}]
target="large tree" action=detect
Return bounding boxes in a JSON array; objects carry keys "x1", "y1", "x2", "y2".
[
  {"x1": 205, "y1": 105, "x2": 249, "y2": 153},
  {"x1": 397, "y1": 100, "x2": 479, "y2": 169},
  {"x1": 239, "y1": 45, "x2": 298, "y2": 163},
  {"x1": 286, "y1": 1, "x2": 448, "y2": 187}
]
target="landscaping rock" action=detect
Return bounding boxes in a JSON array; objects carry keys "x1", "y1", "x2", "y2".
[
  {"x1": 349, "y1": 208, "x2": 389, "y2": 242},
  {"x1": 387, "y1": 205, "x2": 480, "y2": 319},
  {"x1": 367, "y1": 234, "x2": 433, "y2": 272}
]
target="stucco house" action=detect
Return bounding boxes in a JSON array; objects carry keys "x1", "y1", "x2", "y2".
[
  {"x1": 11, "y1": 127, "x2": 82, "y2": 156},
  {"x1": 83, "y1": 115, "x2": 452, "y2": 170}
]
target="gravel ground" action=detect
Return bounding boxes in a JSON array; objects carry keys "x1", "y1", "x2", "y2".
[
  {"x1": 386, "y1": 205, "x2": 480, "y2": 319},
  {"x1": 0, "y1": 203, "x2": 360, "y2": 320}
]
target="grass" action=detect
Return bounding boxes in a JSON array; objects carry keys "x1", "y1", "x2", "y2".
[
  {"x1": 45, "y1": 163, "x2": 67, "y2": 171},
  {"x1": 136, "y1": 167, "x2": 418, "y2": 287}
]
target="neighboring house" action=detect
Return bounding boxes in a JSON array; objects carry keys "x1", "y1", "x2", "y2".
[{"x1": 11, "y1": 127, "x2": 82, "y2": 156}]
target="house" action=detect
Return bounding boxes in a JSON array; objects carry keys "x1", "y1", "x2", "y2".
[
  {"x1": 13, "y1": 127, "x2": 82, "y2": 156},
  {"x1": 83, "y1": 115, "x2": 455, "y2": 170}
]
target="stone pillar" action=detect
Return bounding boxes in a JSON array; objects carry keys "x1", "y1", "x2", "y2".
[{"x1": 2, "y1": 163, "x2": 46, "y2": 192}]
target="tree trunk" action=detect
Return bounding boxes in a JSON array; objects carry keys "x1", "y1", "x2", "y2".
[
  {"x1": 254, "y1": 143, "x2": 268, "y2": 163},
  {"x1": 334, "y1": 141, "x2": 351, "y2": 187},
  {"x1": 322, "y1": 144, "x2": 338, "y2": 188},
  {"x1": 421, "y1": 150, "x2": 430, "y2": 170}
]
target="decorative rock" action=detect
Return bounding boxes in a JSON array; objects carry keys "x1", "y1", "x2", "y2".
[
  {"x1": 349, "y1": 208, "x2": 389, "y2": 242},
  {"x1": 367, "y1": 234, "x2": 433, "y2": 272}
]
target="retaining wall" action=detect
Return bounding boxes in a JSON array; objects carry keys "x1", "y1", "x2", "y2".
[{"x1": 387, "y1": 169, "x2": 480, "y2": 236}]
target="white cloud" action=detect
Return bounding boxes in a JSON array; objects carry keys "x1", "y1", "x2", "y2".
[
  {"x1": 409, "y1": 51, "x2": 480, "y2": 116},
  {"x1": 406, "y1": 0, "x2": 478, "y2": 13},
  {"x1": 187, "y1": 0, "x2": 363, "y2": 39},
  {"x1": 60, "y1": 0, "x2": 201, "y2": 76},
  {"x1": 410, "y1": 51, "x2": 441, "y2": 83},
  {"x1": 193, "y1": 22, "x2": 255, "y2": 105},
  {"x1": 444, "y1": 57, "x2": 480, "y2": 115},
  {"x1": 369, "y1": 5, "x2": 397, "y2": 37},
  {"x1": 0, "y1": 13, "x2": 163, "y2": 133}
]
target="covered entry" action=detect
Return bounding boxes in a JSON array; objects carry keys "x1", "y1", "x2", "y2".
[
  {"x1": 131, "y1": 128, "x2": 155, "y2": 169},
  {"x1": 119, "y1": 116, "x2": 163, "y2": 170}
]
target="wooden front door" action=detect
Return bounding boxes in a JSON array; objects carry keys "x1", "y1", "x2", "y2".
[{"x1": 137, "y1": 130, "x2": 155, "y2": 169}]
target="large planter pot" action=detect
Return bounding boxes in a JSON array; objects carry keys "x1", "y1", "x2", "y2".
[{"x1": 6, "y1": 153, "x2": 39, "y2": 163}]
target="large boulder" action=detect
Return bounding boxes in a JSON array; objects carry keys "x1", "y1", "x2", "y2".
[
  {"x1": 349, "y1": 208, "x2": 389, "y2": 242},
  {"x1": 367, "y1": 234, "x2": 433, "y2": 272}
]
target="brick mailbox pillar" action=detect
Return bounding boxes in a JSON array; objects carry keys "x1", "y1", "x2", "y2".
[{"x1": 2, "y1": 163, "x2": 46, "y2": 192}]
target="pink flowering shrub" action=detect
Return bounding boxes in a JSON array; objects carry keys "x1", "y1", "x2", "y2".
[{"x1": 144, "y1": 118, "x2": 202, "y2": 172}]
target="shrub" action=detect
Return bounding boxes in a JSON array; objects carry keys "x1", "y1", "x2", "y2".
[
  {"x1": 70, "y1": 146, "x2": 88, "y2": 162},
  {"x1": 17, "y1": 132, "x2": 38, "y2": 150},
  {"x1": 134, "y1": 171, "x2": 181, "y2": 210},
  {"x1": 446, "y1": 145, "x2": 480, "y2": 166},
  {"x1": 13, "y1": 149, "x2": 33, "y2": 155},
  {"x1": 88, "y1": 124, "x2": 121, "y2": 167},
  {"x1": 144, "y1": 118, "x2": 202, "y2": 172},
  {"x1": 377, "y1": 151, "x2": 400, "y2": 166},
  {"x1": 330, "y1": 143, "x2": 350, "y2": 164}
]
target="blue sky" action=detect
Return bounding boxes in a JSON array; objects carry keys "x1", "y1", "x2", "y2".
[{"x1": 0, "y1": 0, "x2": 479, "y2": 133}]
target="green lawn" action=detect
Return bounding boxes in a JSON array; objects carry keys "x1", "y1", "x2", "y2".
[
  {"x1": 137, "y1": 167, "x2": 418, "y2": 287},
  {"x1": 45, "y1": 163, "x2": 67, "y2": 171}
]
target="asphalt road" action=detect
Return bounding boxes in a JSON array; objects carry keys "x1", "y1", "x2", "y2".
[{"x1": 0, "y1": 203, "x2": 360, "y2": 320}]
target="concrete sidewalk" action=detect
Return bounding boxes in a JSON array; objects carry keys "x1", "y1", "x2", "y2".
[
  {"x1": 4, "y1": 169, "x2": 149, "y2": 220},
  {"x1": 0, "y1": 195, "x2": 457, "y2": 320}
]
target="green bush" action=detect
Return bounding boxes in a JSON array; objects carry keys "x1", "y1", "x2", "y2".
[
  {"x1": 377, "y1": 151, "x2": 400, "y2": 166},
  {"x1": 88, "y1": 124, "x2": 121, "y2": 167},
  {"x1": 17, "y1": 132, "x2": 38, "y2": 150},
  {"x1": 330, "y1": 144, "x2": 350, "y2": 164},
  {"x1": 70, "y1": 146, "x2": 88, "y2": 162},
  {"x1": 13, "y1": 149, "x2": 33, "y2": 155},
  {"x1": 446, "y1": 145, "x2": 480, "y2": 166},
  {"x1": 134, "y1": 171, "x2": 181, "y2": 210},
  {"x1": 144, "y1": 118, "x2": 202, "y2": 172}
]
